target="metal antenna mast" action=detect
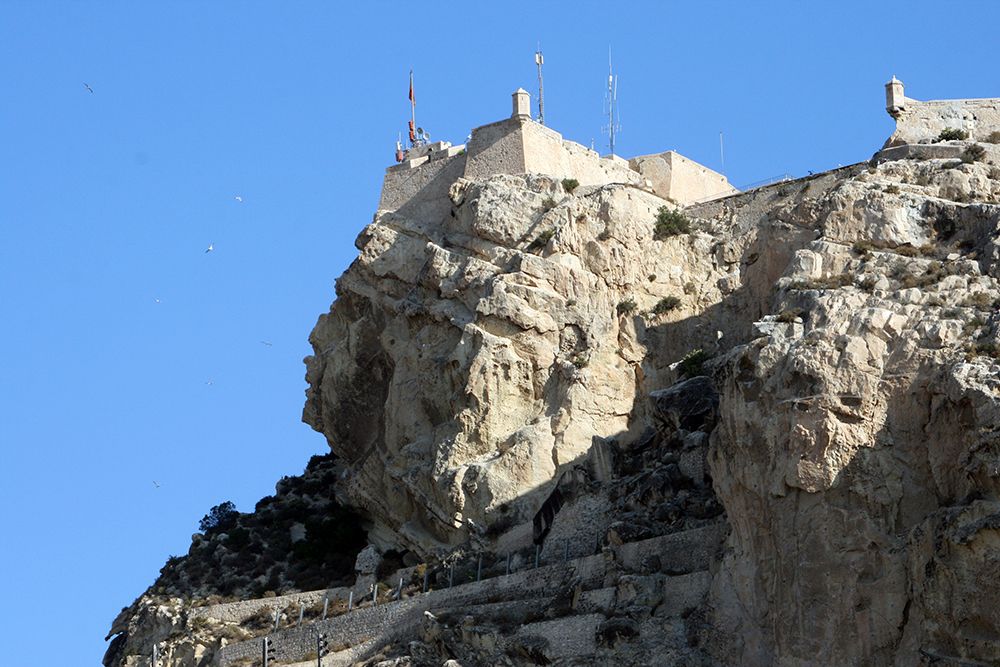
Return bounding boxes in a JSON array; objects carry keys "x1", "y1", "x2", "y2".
[
  {"x1": 535, "y1": 46, "x2": 545, "y2": 125},
  {"x1": 603, "y1": 47, "x2": 621, "y2": 155},
  {"x1": 408, "y1": 69, "x2": 417, "y2": 148},
  {"x1": 720, "y1": 131, "x2": 726, "y2": 173}
]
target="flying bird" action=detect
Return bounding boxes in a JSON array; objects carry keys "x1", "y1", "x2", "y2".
[
  {"x1": 205, "y1": 243, "x2": 214, "y2": 253},
  {"x1": 153, "y1": 480, "x2": 160, "y2": 489},
  {"x1": 84, "y1": 83, "x2": 94, "y2": 94},
  {"x1": 153, "y1": 297, "x2": 161, "y2": 304},
  {"x1": 205, "y1": 379, "x2": 214, "y2": 386},
  {"x1": 234, "y1": 195, "x2": 244, "y2": 203},
  {"x1": 261, "y1": 341, "x2": 273, "y2": 347}
]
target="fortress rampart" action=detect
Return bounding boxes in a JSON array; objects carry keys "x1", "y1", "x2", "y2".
[
  {"x1": 379, "y1": 88, "x2": 736, "y2": 214},
  {"x1": 884, "y1": 77, "x2": 1000, "y2": 145}
]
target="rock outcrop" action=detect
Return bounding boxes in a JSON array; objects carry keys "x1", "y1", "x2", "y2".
[{"x1": 105, "y1": 129, "x2": 1000, "y2": 665}]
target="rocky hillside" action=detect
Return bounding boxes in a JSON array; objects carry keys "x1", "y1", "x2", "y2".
[{"x1": 105, "y1": 137, "x2": 1000, "y2": 666}]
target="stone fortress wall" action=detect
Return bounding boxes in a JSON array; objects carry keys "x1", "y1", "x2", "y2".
[
  {"x1": 884, "y1": 76, "x2": 1000, "y2": 146},
  {"x1": 379, "y1": 88, "x2": 736, "y2": 214}
]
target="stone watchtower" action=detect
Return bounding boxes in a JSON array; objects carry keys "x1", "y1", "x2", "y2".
[
  {"x1": 512, "y1": 88, "x2": 531, "y2": 120},
  {"x1": 885, "y1": 76, "x2": 906, "y2": 118}
]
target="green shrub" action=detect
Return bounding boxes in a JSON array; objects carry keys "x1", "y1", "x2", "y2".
[
  {"x1": 528, "y1": 229, "x2": 555, "y2": 251},
  {"x1": 597, "y1": 229, "x2": 611, "y2": 241},
  {"x1": 616, "y1": 299, "x2": 637, "y2": 316},
  {"x1": 776, "y1": 308, "x2": 804, "y2": 323},
  {"x1": 937, "y1": 128, "x2": 969, "y2": 141},
  {"x1": 571, "y1": 353, "x2": 589, "y2": 369},
  {"x1": 962, "y1": 292, "x2": 995, "y2": 310},
  {"x1": 542, "y1": 196, "x2": 557, "y2": 210},
  {"x1": 884, "y1": 184, "x2": 900, "y2": 194},
  {"x1": 961, "y1": 144, "x2": 986, "y2": 163},
  {"x1": 199, "y1": 501, "x2": 239, "y2": 534},
  {"x1": 789, "y1": 273, "x2": 854, "y2": 290},
  {"x1": 653, "y1": 206, "x2": 691, "y2": 239},
  {"x1": 651, "y1": 296, "x2": 682, "y2": 315},
  {"x1": 561, "y1": 178, "x2": 579, "y2": 193},
  {"x1": 677, "y1": 349, "x2": 710, "y2": 378},
  {"x1": 985, "y1": 131, "x2": 1000, "y2": 144}
]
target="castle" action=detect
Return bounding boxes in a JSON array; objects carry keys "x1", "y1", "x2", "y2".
[{"x1": 378, "y1": 88, "x2": 737, "y2": 213}]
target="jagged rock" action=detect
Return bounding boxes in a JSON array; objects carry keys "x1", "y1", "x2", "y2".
[
  {"x1": 107, "y1": 111, "x2": 1000, "y2": 666},
  {"x1": 597, "y1": 617, "x2": 640, "y2": 648},
  {"x1": 650, "y1": 376, "x2": 720, "y2": 433}
]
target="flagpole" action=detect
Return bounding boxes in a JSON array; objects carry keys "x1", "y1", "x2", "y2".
[{"x1": 409, "y1": 69, "x2": 416, "y2": 147}]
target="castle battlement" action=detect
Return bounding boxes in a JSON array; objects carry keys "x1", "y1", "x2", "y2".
[
  {"x1": 378, "y1": 89, "x2": 736, "y2": 213},
  {"x1": 884, "y1": 77, "x2": 1000, "y2": 146}
]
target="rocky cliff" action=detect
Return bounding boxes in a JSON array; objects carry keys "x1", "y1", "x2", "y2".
[{"x1": 106, "y1": 132, "x2": 1000, "y2": 666}]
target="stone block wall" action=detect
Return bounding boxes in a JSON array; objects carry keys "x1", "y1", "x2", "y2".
[
  {"x1": 630, "y1": 150, "x2": 736, "y2": 204},
  {"x1": 886, "y1": 96, "x2": 1000, "y2": 146}
]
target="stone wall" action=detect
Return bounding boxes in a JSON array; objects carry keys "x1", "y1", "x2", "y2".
[
  {"x1": 217, "y1": 525, "x2": 724, "y2": 665},
  {"x1": 630, "y1": 150, "x2": 736, "y2": 204},
  {"x1": 886, "y1": 96, "x2": 1000, "y2": 146}
]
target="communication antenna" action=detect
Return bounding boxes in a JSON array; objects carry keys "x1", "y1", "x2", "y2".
[
  {"x1": 408, "y1": 69, "x2": 417, "y2": 147},
  {"x1": 720, "y1": 131, "x2": 725, "y2": 173},
  {"x1": 535, "y1": 46, "x2": 545, "y2": 125},
  {"x1": 603, "y1": 47, "x2": 621, "y2": 156}
]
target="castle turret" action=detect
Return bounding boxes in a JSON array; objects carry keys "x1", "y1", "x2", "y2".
[
  {"x1": 885, "y1": 76, "x2": 905, "y2": 118},
  {"x1": 512, "y1": 88, "x2": 531, "y2": 120}
]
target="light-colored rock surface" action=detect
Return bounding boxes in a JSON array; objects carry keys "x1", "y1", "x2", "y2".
[{"x1": 106, "y1": 88, "x2": 1000, "y2": 666}]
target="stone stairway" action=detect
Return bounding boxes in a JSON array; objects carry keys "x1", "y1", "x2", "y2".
[{"x1": 216, "y1": 523, "x2": 725, "y2": 666}]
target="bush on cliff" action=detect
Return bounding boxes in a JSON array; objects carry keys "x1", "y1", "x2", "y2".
[
  {"x1": 654, "y1": 207, "x2": 691, "y2": 239},
  {"x1": 199, "y1": 501, "x2": 238, "y2": 534},
  {"x1": 937, "y1": 128, "x2": 968, "y2": 141}
]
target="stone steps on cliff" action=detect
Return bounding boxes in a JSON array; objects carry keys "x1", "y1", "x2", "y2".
[{"x1": 216, "y1": 523, "x2": 725, "y2": 666}]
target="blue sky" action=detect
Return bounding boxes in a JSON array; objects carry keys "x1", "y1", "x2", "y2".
[{"x1": 1, "y1": 2, "x2": 998, "y2": 664}]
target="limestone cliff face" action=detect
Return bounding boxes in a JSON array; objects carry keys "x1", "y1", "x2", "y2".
[
  {"x1": 697, "y1": 155, "x2": 1000, "y2": 665},
  {"x1": 302, "y1": 152, "x2": 1000, "y2": 663},
  {"x1": 106, "y1": 139, "x2": 1000, "y2": 666},
  {"x1": 302, "y1": 172, "x2": 793, "y2": 557}
]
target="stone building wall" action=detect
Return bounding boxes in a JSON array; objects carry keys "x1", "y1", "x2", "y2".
[
  {"x1": 377, "y1": 98, "x2": 732, "y2": 216},
  {"x1": 630, "y1": 150, "x2": 736, "y2": 204},
  {"x1": 886, "y1": 96, "x2": 1000, "y2": 146}
]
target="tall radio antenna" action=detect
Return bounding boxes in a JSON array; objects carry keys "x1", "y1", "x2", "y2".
[
  {"x1": 603, "y1": 47, "x2": 621, "y2": 156},
  {"x1": 720, "y1": 131, "x2": 726, "y2": 173},
  {"x1": 535, "y1": 46, "x2": 545, "y2": 125},
  {"x1": 408, "y1": 69, "x2": 417, "y2": 147}
]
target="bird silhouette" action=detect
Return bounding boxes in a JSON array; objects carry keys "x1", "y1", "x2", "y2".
[
  {"x1": 153, "y1": 480, "x2": 160, "y2": 489},
  {"x1": 234, "y1": 195, "x2": 244, "y2": 203},
  {"x1": 205, "y1": 243, "x2": 214, "y2": 253},
  {"x1": 84, "y1": 83, "x2": 94, "y2": 94}
]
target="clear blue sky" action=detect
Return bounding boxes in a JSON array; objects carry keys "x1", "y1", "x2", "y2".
[{"x1": 1, "y1": 2, "x2": 997, "y2": 664}]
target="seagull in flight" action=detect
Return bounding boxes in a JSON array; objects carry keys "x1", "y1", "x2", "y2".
[
  {"x1": 205, "y1": 243, "x2": 214, "y2": 253},
  {"x1": 153, "y1": 480, "x2": 160, "y2": 489},
  {"x1": 205, "y1": 378, "x2": 214, "y2": 386},
  {"x1": 153, "y1": 297, "x2": 162, "y2": 304},
  {"x1": 261, "y1": 341, "x2": 273, "y2": 347},
  {"x1": 234, "y1": 195, "x2": 244, "y2": 203},
  {"x1": 84, "y1": 83, "x2": 94, "y2": 94}
]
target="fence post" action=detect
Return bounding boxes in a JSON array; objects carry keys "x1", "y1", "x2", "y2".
[
  {"x1": 348, "y1": 590, "x2": 354, "y2": 612},
  {"x1": 397, "y1": 576, "x2": 404, "y2": 600},
  {"x1": 298, "y1": 602, "x2": 304, "y2": 627},
  {"x1": 322, "y1": 594, "x2": 329, "y2": 621},
  {"x1": 372, "y1": 583, "x2": 378, "y2": 606}
]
